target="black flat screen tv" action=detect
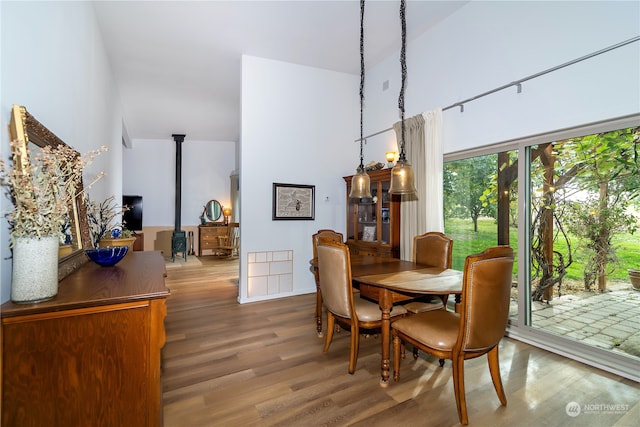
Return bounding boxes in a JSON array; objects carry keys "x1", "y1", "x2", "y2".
[{"x1": 122, "y1": 195, "x2": 143, "y2": 231}]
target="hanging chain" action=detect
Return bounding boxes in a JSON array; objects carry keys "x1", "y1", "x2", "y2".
[
  {"x1": 398, "y1": 0, "x2": 407, "y2": 161},
  {"x1": 359, "y1": 0, "x2": 366, "y2": 170}
]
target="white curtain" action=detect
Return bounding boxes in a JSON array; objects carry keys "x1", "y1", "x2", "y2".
[
  {"x1": 393, "y1": 108, "x2": 443, "y2": 260},
  {"x1": 423, "y1": 108, "x2": 444, "y2": 233},
  {"x1": 393, "y1": 115, "x2": 425, "y2": 260}
]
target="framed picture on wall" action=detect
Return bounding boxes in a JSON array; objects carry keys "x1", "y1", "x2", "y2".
[{"x1": 272, "y1": 183, "x2": 315, "y2": 220}]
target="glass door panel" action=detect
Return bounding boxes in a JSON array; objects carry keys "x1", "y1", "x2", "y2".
[
  {"x1": 357, "y1": 191, "x2": 377, "y2": 243},
  {"x1": 381, "y1": 181, "x2": 390, "y2": 245},
  {"x1": 444, "y1": 150, "x2": 519, "y2": 318},
  {"x1": 527, "y1": 127, "x2": 640, "y2": 361},
  {"x1": 347, "y1": 194, "x2": 355, "y2": 241}
]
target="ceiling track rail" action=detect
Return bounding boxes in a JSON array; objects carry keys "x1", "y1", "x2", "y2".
[{"x1": 355, "y1": 35, "x2": 640, "y2": 142}]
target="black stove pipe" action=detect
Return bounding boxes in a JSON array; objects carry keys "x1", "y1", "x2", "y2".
[{"x1": 172, "y1": 134, "x2": 186, "y2": 231}]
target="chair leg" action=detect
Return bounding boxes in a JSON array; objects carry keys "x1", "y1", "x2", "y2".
[
  {"x1": 348, "y1": 322, "x2": 359, "y2": 374},
  {"x1": 488, "y1": 346, "x2": 507, "y2": 406},
  {"x1": 439, "y1": 358, "x2": 445, "y2": 367},
  {"x1": 323, "y1": 312, "x2": 335, "y2": 353},
  {"x1": 412, "y1": 347, "x2": 419, "y2": 360},
  {"x1": 452, "y1": 355, "x2": 469, "y2": 425},
  {"x1": 393, "y1": 331, "x2": 401, "y2": 382},
  {"x1": 315, "y1": 288, "x2": 323, "y2": 338}
]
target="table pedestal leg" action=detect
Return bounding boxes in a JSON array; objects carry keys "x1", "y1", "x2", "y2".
[{"x1": 379, "y1": 290, "x2": 392, "y2": 387}]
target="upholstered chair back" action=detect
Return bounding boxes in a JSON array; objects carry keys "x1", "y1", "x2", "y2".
[
  {"x1": 413, "y1": 232, "x2": 453, "y2": 268},
  {"x1": 316, "y1": 241, "x2": 354, "y2": 320},
  {"x1": 312, "y1": 229, "x2": 344, "y2": 261},
  {"x1": 457, "y1": 246, "x2": 514, "y2": 352}
]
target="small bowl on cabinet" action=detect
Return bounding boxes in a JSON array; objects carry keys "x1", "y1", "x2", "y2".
[{"x1": 86, "y1": 246, "x2": 129, "y2": 266}]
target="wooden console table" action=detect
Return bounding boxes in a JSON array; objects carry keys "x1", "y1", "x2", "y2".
[{"x1": 1, "y1": 251, "x2": 170, "y2": 426}]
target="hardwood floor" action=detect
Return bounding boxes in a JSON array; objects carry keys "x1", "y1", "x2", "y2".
[{"x1": 161, "y1": 256, "x2": 639, "y2": 426}]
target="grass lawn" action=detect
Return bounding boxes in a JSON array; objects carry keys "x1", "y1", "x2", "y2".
[{"x1": 444, "y1": 217, "x2": 639, "y2": 282}]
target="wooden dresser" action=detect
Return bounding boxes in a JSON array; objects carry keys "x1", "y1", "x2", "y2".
[
  {"x1": 198, "y1": 223, "x2": 228, "y2": 256},
  {"x1": 1, "y1": 251, "x2": 169, "y2": 427}
]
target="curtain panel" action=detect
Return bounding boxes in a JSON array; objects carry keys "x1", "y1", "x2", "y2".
[{"x1": 393, "y1": 108, "x2": 443, "y2": 260}]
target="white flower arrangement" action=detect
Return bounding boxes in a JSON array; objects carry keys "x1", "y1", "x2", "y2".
[
  {"x1": 86, "y1": 195, "x2": 131, "y2": 249},
  {"x1": 0, "y1": 139, "x2": 106, "y2": 244}
]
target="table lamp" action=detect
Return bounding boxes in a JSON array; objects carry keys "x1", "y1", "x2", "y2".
[{"x1": 223, "y1": 207, "x2": 232, "y2": 225}]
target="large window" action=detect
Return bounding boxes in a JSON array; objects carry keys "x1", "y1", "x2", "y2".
[{"x1": 443, "y1": 116, "x2": 640, "y2": 381}]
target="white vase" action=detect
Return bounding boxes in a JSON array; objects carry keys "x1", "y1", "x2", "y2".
[{"x1": 11, "y1": 236, "x2": 59, "y2": 303}]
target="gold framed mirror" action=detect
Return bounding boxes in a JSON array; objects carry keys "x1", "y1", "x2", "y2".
[{"x1": 8, "y1": 105, "x2": 91, "y2": 279}]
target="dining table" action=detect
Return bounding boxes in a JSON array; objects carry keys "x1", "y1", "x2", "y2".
[
  {"x1": 352, "y1": 258, "x2": 463, "y2": 386},
  {"x1": 312, "y1": 255, "x2": 463, "y2": 387}
]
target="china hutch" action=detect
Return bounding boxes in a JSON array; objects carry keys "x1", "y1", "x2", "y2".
[{"x1": 344, "y1": 168, "x2": 401, "y2": 258}]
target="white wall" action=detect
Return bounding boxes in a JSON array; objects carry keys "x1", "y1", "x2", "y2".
[
  {"x1": 239, "y1": 55, "x2": 358, "y2": 303},
  {"x1": 122, "y1": 139, "x2": 236, "y2": 227},
  {"x1": 0, "y1": 1, "x2": 123, "y2": 303},
  {"x1": 362, "y1": 0, "x2": 640, "y2": 157},
  {"x1": 2, "y1": 1, "x2": 636, "y2": 306}
]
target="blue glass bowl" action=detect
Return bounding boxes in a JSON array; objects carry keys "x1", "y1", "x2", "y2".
[{"x1": 86, "y1": 246, "x2": 129, "y2": 266}]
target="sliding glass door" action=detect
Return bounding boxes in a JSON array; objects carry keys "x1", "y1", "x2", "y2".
[{"x1": 527, "y1": 126, "x2": 640, "y2": 361}]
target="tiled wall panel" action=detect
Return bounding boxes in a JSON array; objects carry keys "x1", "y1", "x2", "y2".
[{"x1": 247, "y1": 250, "x2": 293, "y2": 298}]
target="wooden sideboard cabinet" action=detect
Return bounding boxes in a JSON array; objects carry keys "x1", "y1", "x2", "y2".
[
  {"x1": 1, "y1": 251, "x2": 169, "y2": 427},
  {"x1": 198, "y1": 223, "x2": 228, "y2": 256},
  {"x1": 344, "y1": 168, "x2": 401, "y2": 258}
]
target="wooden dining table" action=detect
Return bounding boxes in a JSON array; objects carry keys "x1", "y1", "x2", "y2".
[
  {"x1": 311, "y1": 255, "x2": 463, "y2": 386},
  {"x1": 351, "y1": 258, "x2": 463, "y2": 386}
]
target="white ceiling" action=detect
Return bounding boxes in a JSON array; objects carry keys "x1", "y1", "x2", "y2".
[{"x1": 93, "y1": 1, "x2": 468, "y2": 142}]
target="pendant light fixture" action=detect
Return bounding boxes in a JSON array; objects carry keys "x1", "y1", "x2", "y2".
[
  {"x1": 349, "y1": 0, "x2": 372, "y2": 199},
  {"x1": 389, "y1": 0, "x2": 417, "y2": 196}
]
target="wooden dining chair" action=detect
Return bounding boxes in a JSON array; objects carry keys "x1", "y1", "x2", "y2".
[
  {"x1": 403, "y1": 231, "x2": 454, "y2": 314},
  {"x1": 400, "y1": 232, "x2": 454, "y2": 360},
  {"x1": 391, "y1": 246, "x2": 514, "y2": 425},
  {"x1": 317, "y1": 240, "x2": 407, "y2": 374},
  {"x1": 311, "y1": 229, "x2": 344, "y2": 337}
]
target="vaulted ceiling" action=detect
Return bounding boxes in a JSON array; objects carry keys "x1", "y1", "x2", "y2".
[{"x1": 93, "y1": 1, "x2": 468, "y2": 143}]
